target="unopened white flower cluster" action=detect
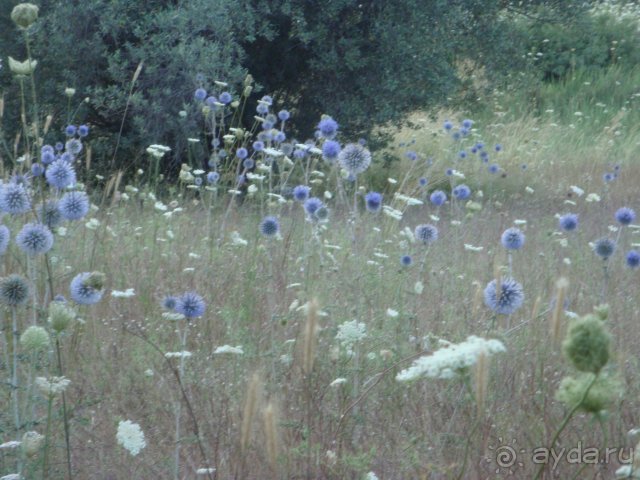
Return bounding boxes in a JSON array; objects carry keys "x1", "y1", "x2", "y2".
[{"x1": 396, "y1": 335, "x2": 506, "y2": 382}]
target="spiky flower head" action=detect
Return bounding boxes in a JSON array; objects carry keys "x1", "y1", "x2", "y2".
[
  {"x1": 116, "y1": 420, "x2": 146, "y2": 457},
  {"x1": 484, "y1": 277, "x2": 524, "y2": 315},
  {"x1": 317, "y1": 116, "x2": 339, "y2": 139},
  {"x1": 304, "y1": 197, "x2": 323, "y2": 217},
  {"x1": 401, "y1": 255, "x2": 412, "y2": 267},
  {"x1": 501, "y1": 227, "x2": 525, "y2": 250},
  {"x1": 259, "y1": 216, "x2": 280, "y2": 237},
  {"x1": 364, "y1": 192, "x2": 382, "y2": 213},
  {"x1": 175, "y1": 292, "x2": 205, "y2": 318},
  {"x1": 0, "y1": 274, "x2": 30, "y2": 306},
  {"x1": 557, "y1": 373, "x2": 622, "y2": 413},
  {"x1": 627, "y1": 250, "x2": 640, "y2": 269},
  {"x1": 452, "y1": 184, "x2": 471, "y2": 200},
  {"x1": 11, "y1": 3, "x2": 39, "y2": 29},
  {"x1": 37, "y1": 201, "x2": 63, "y2": 229},
  {"x1": 70, "y1": 272, "x2": 105, "y2": 305},
  {"x1": 293, "y1": 185, "x2": 310, "y2": 202},
  {"x1": 59, "y1": 191, "x2": 90, "y2": 221},
  {"x1": 429, "y1": 190, "x2": 447, "y2": 206},
  {"x1": 338, "y1": 143, "x2": 371, "y2": 176},
  {"x1": 559, "y1": 213, "x2": 578, "y2": 232},
  {"x1": 45, "y1": 159, "x2": 76, "y2": 189},
  {"x1": 615, "y1": 207, "x2": 636, "y2": 226},
  {"x1": 0, "y1": 225, "x2": 10, "y2": 254},
  {"x1": 593, "y1": 238, "x2": 616, "y2": 260},
  {"x1": 48, "y1": 301, "x2": 76, "y2": 333},
  {"x1": 322, "y1": 140, "x2": 341, "y2": 162},
  {"x1": 16, "y1": 223, "x2": 54, "y2": 256},
  {"x1": 20, "y1": 326, "x2": 50, "y2": 353},
  {"x1": 414, "y1": 224, "x2": 438, "y2": 244},
  {"x1": 563, "y1": 314, "x2": 610, "y2": 373},
  {"x1": 0, "y1": 183, "x2": 31, "y2": 215}
]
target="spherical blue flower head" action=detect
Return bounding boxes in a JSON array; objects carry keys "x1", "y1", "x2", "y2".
[
  {"x1": 206, "y1": 96, "x2": 218, "y2": 108},
  {"x1": 236, "y1": 147, "x2": 248, "y2": 160},
  {"x1": 0, "y1": 225, "x2": 10, "y2": 254},
  {"x1": 176, "y1": 292, "x2": 205, "y2": 318},
  {"x1": 365, "y1": 191, "x2": 383, "y2": 213},
  {"x1": 218, "y1": 149, "x2": 228, "y2": 159},
  {"x1": 419, "y1": 177, "x2": 428, "y2": 187},
  {"x1": 194, "y1": 177, "x2": 203, "y2": 187},
  {"x1": 66, "y1": 139, "x2": 83, "y2": 156},
  {"x1": 194, "y1": 88, "x2": 207, "y2": 102},
  {"x1": 261, "y1": 95, "x2": 273, "y2": 106},
  {"x1": 480, "y1": 150, "x2": 489, "y2": 160},
  {"x1": 278, "y1": 110, "x2": 290, "y2": 121},
  {"x1": 488, "y1": 164, "x2": 499, "y2": 174},
  {"x1": 261, "y1": 121, "x2": 273, "y2": 130},
  {"x1": 206, "y1": 172, "x2": 220, "y2": 184},
  {"x1": 615, "y1": 207, "x2": 636, "y2": 226},
  {"x1": 501, "y1": 227, "x2": 525, "y2": 250},
  {"x1": 53, "y1": 294, "x2": 66, "y2": 303},
  {"x1": 78, "y1": 125, "x2": 89, "y2": 137},
  {"x1": 452, "y1": 184, "x2": 471, "y2": 200},
  {"x1": 70, "y1": 272, "x2": 104, "y2": 305},
  {"x1": 162, "y1": 295, "x2": 178, "y2": 310},
  {"x1": 38, "y1": 201, "x2": 63, "y2": 229},
  {"x1": 274, "y1": 131, "x2": 286, "y2": 143},
  {"x1": 429, "y1": 190, "x2": 447, "y2": 206},
  {"x1": 452, "y1": 131, "x2": 461, "y2": 141},
  {"x1": 559, "y1": 213, "x2": 578, "y2": 232},
  {"x1": 242, "y1": 158, "x2": 255, "y2": 170},
  {"x1": 31, "y1": 163, "x2": 45, "y2": 177},
  {"x1": 16, "y1": 223, "x2": 54, "y2": 255},
  {"x1": 59, "y1": 191, "x2": 90, "y2": 221},
  {"x1": 41, "y1": 145, "x2": 55, "y2": 164},
  {"x1": 293, "y1": 185, "x2": 311, "y2": 202},
  {"x1": 462, "y1": 119, "x2": 473, "y2": 129},
  {"x1": 405, "y1": 151, "x2": 418, "y2": 161},
  {"x1": 458, "y1": 150, "x2": 467, "y2": 159},
  {"x1": 0, "y1": 183, "x2": 31, "y2": 215},
  {"x1": 338, "y1": 143, "x2": 372, "y2": 176},
  {"x1": 252, "y1": 141, "x2": 265, "y2": 152},
  {"x1": 626, "y1": 250, "x2": 640, "y2": 268},
  {"x1": 304, "y1": 197, "x2": 323, "y2": 217},
  {"x1": 0, "y1": 274, "x2": 30, "y2": 307},
  {"x1": 60, "y1": 152, "x2": 74, "y2": 163},
  {"x1": 460, "y1": 127, "x2": 469, "y2": 137},
  {"x1": 313, "y1": 205, "x2": 329, "y2": 222},
  {"x1": 322, "y1": 140, "x2": 341, "y2": 162},
  {"x1": 470, "y1": 147, "x2": 478, "y2": 154},
  {"x1": 46, "y1": 160, "x2": 76, "y2": 189},
  {"x1": 414, "y1": 224, "x2": 438, "y2": 244},
  {"x1": 256, "y1": 103, "x2": 269, "y2": 115},
  {"x1": 495, "y1": 144, "x2": 503, "y2": 152},
  {"x1": 265, "y1": 113, "x2": 277, "y2": 124},
  {"x1": 593, "y1": 238, "x2": 616, "y2": 260},
  {"x1": 443, "y1": 120, "x2": 453, "y2": 131},
  {"x1": 54, "y1": 142, "x2": 64, "y2": 152},
  {"x1": 445, "y1": 168, "x2": 453, "y2": 176},
  {"x1": 317, "y1": 117, "x2": 339, "y2": 139},
  {"x1": 65, "y1": 125, "x2": 77, "y2": 136},
  {"x1": 11, "y1": 174, "x2": 29, "y2": 186},
  {"x1": 219, "y1": 91, "x2": 232, "y2": 104},
  {"x1": 484, "y1": 277, "x2": 524, "y2": 315},
  {"x1": 259, "y1": 216, "x2": 280, "y2": 237},
  {"x1": 475, "y1": 142, "x2": 484, "y2": 150},
  {"x1": 293, "y1": 148, "x2": 307, "y2": 159},
  {"x1": 401, "y1": 255, "x2": 412, "y2": 267}
]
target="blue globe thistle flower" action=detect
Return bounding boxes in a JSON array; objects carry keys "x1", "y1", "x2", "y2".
[
  {"x1": 59, "y1": 191, "x2": 90, "y2": 221},
  {"x1": 338, "y1": 143, "x2": 372, "y2": 175},
  {"x1": 293, "y1": 148, "x2": 306, "y2": 159},
  {"x1": 206, "y1": 172, "x2": 220, "y2": 184},
  {"x1": 242, "y1": 158, "x2": 255, "y2": 170},
  {"x1": 419, "y1": 177, "x2": 428, "y2": 187},
  {"x1": 162, "y1": 295, "x2": 178, "y2": 310},
  {"x1": 194, "y1": 177, "x2": 203, "y2": 187},
  {"x1": 405, "y1": 151, "x2": 418, "y2": 161},
  {"x1": 445, "y1": 168, "x2": 453, "y2": 176},
  {"x1": 194, "y1": 88, "x2": 207, "y2": 101},
  {"x1": 70, "y1": 272, "x2": 104, "y2": 305},
  {"x1": 443, "y1": 120, "x2": 453, "y2": 131},
  {"x1": 501, "y1": 227, "x2": 525, "y2": 250},
  {"x1": 460, "y1": 127, "x2": 469, "y2": 137},
  {"x1": 626, "y1": 250, "x2": 640, "y2": 268},
  {"x1": 278, "y1": 110, "x2": 290, "y2": 121},
  {"x1": 593, "y1": 238, "x2": 616, "y2": 260},
  {"x1": 414, "y1": 224, "x2": 438, "y2": 244},
  {"x1": 615, "y1": 207, "x2": 636, "y2": 226},
  {"x1": 313, "y1": 205, "x2": 329, "y2": 222},
  {"x1": 364, "y1": 192, "x2": 382, "y2": 213},
  {"x1": 256, "y1": 103, "x2": 269, "y2": 115},
  {"x1": 54, "y1": 142, "x2": 64, "y2": 151},
  {"x1": 46, "y1": 160, "x2": 76, "y2": 189},
  {"x1": 236, "y1": 147, "x2": 248, "y2": 160},
  {"x1": 559, "y1": 214, "x2": 578, "y2": 232},
  {"x1": 259, "y1": 216, "x2": 280, "y2": 237},
  {"x1": 317, "y1": 117, "x2": 339, "y2": 139},
  {"x1": 206, "y1": 96, "x2": 218, "y2": 108},
  {"x1": 65, "y1": 125, "x2": 77, "y2": 136},
  {"x1": 429, "y1": 190, "x2": 447, "y2": 206},
  {"x1": 0, "y1": 183, "x2": 31, "y2": 215},
  {"x1": 471, "y1": 147, "x2": 478, "y2": 154},
  {"x1": 41, "y1": 145, "x2": 55, "y2": 164},
  {"x1": 293, "y1": 185, "x2": 311, "y2": 202},
  {"x1": 219, "y1": 92, "x2": 232, "y2": 104},
  {"x1": 261, "y1": 95, "x2": 273, "y2": 105},
  {"x1": 0, "y1": 225, "x2": 10, "y2": 254},
  {"x1": 462, "y1": 119, "x2": 473, "y2": 129},
  {"x1": 60, "y1": 152, "x2": 74, "y2": 163},
  {"x1": 31, "y1": 163, "x2": 44, "y2": 177},
  {"x1": 66, "y1": 139, "x2": 83, "y2": 156},
  {"x1": 78, "y1": 125, "x2": 89, "y2": 137},
  {"x1": 176, "y1": 292, "x2": 205, "y2": 318},
  {"x1": 16, "y1": 223, "x2": 54, "y2": 255},
  {"x1": 401, "y1": 255, "x2": 413, "y2": 267},
  {"x1": 274, "y1": 131, "x2": 286, "y2": 143},
  {"x1": 218, "y1": 149, "x2": 228, "y2": 159},
  {"x1": 252, "y1": 141, "x2": 265, "y2": 152},
  {"x1": 0, "y1": 274, "x2": 30, "y2": 307},
  {"x1": 488, "y1": 164, "x2": 499, "y2": 174},
  {"x1": 261, "y1": 120, "x2": 274, "y2": 130},
  {"x1": 484, "y1": 277, "x2": 524, "y2": 315},
  {"x1": 495, "y1": 144, "x2": 503, "y2": 152},
  {"x1": 603, "y1": 172, "x2": 615, "y2": 183},
  {"x1": 38, "y1": 201, "x2": 63, "y2": 229},
  {"x1": 458, "y1": 150, "x2": 467, "y2": 159},
  {"x1": 452, "y1": 184, "x2": 471, "y2": 200},
  {"x1": 475, "y1": 142, "x2": 484, "y2": 150},
  {"x1": 322, "y1": 140, "x2": 341, "y2": 161},
  {"x1": 10, "y1": 175, "x2": 29, "y2": 186},
  {"x1": 304, "y1": 197, "x2": 324, "y2": 217},
  {"x1": 452, "y1": 131, "x2": 461, "y2": 141},
  {"x1": 480, "y1": 150, "x2": 489, "y2": 161}
]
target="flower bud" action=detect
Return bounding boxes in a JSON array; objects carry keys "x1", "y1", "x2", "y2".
[
  {"x1": 48, "y1": 301, "x2": 76, "y2": 333},
  {"x1": 11, "y1": 3, "x2": 39, "y2": 29},
  {"x1": 64, "y1": 87, "x2": 76, "y2": 97},
  {"x1": 20, "y1": 326, "x2": 50, "y2": 353},
  {"x1": 7, "y1": 56, "x2": 37, "y2": 76},
  {"x1": 563, "y1": 314, "x2": 610, "y2": 373},
  {"x1": 594, "y1": 304, "x2": 610, "y2": 321},
  {"x1": 21, "y1": 431, "x2": 43, "y2": 457}
]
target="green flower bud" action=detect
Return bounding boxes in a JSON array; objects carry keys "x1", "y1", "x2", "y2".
[
  {"x1": 11, "y1": 3, "x2": 39, "y2": 29},
  {"x1": 594, "y1": 304, "x2": 610, "y2": 321},
  {"x1": 21, "y1": 431, "x2": 44, "y2": 457},
  {"x1": 563, "y1": 314, "x2": 610, "y2": 373},
  {"x1": 7, "y1": 56, "x2": 37, "y2": 76},
  {"x1": 556, "y1": 373, "x2": 622, "y2": 413},
  {"x1": 64, "y1": 87, "x2": 76, "y2": 97},
  {"x1": 48, "y1": 301, "x2": 76, "y2": 333},
  {"x1": 85, "y1": 272, "x2": 106, "y2": 291},
  {"x1": 243, "y1": 85, "x2": 253, "y2": 97},
  {"x1": 244, "y1": 74, "x2": 254, "y2": 87},
  {"x1": 20, "y1": 326, "x2": 50, "y2": 353}
]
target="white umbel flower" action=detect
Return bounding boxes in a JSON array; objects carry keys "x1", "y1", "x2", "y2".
[{"x1": 116, "y1": 420, "x2": 146, "y2": 456}]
